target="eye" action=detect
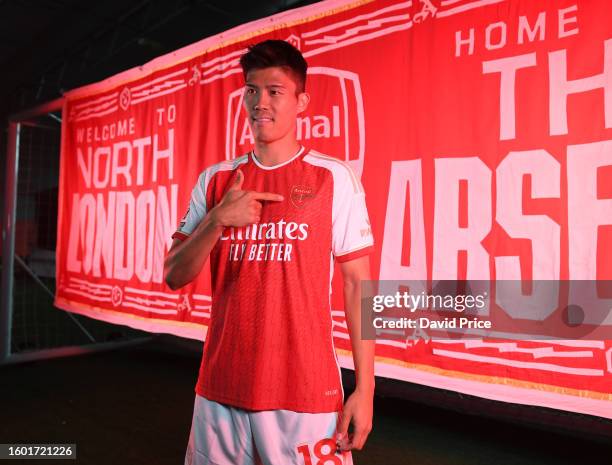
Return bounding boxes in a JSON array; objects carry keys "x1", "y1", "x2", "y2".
[{"x1": 245, "y1": 87, "x2": 256, "y2": 95}]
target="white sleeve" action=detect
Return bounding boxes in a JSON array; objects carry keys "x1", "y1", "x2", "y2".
[
  {"x1": 332, "y1": 165, "x2": 374, "y2": 262},
  {"x1": 173, "y1": 170, "x2": 208, "y2": 240}
]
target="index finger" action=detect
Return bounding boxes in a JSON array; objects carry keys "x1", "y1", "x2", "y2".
[
  {"x1": 250, "y1": 191, "x2": 284, "y2": 202},
  {"x1": 348, "y1": 428, "x2": 370, "y2": 450}
]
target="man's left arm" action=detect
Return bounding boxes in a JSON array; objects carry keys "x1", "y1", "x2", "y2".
[{"x1": 336, "y1": 254, "x2": 374, "y2": 451}]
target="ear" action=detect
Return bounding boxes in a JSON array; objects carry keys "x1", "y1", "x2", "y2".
[{"x1": 297, "y1": 92, "x2": 310, "y2": 114}]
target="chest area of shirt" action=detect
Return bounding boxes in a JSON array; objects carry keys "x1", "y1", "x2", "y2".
[
  {"x1": 211, "y1": 165, "x2": 333, "y2": 223},
  {"x1": 210, "y1": 165, "x2": 333, "y2": 263}
]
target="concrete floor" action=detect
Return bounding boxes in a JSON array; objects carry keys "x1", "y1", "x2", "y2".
[{"x1": 0, "y1": 338, "x2": 610, "y2": 465}]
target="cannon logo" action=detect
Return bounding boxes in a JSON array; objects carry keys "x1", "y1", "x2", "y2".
[
  {"x1": 119, "y1": 87, "x2": 131, "y2": 111},
  {"x1": 225, "y1": 67, "x2": 365, "y2": 178},
  {"x1": 285, "y1": 34, "x2": 301, "y2": 50}
]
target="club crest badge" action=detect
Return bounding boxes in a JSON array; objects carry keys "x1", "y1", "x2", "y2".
[{"x1": 290, "y1": 185, "x2": 314, "y2": 208}]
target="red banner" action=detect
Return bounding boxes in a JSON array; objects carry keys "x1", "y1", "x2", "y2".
[{"x1": 56, "y1": 0, "x2": 612, "y2": 418}]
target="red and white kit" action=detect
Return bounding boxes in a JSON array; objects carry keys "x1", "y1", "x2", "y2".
[{"x1": 174, "y1": 146, "x2": 373, "y2": 464}]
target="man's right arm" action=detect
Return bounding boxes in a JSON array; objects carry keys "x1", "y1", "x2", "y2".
[
  {"x1": 163, "y1": 168, "x2": 284, "y2": 290},
  {"x1": 163, "y1": 210, "x2": 225, "y2": 290}
]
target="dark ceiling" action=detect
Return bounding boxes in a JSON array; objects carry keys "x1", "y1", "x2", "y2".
[{"x1": 0, "y1": 0, "x2": 320, "y2": 119}]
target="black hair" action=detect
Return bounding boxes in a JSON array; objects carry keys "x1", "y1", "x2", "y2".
[{"x1": 239, "y1": 39, "x2": 307, "y2": 93}]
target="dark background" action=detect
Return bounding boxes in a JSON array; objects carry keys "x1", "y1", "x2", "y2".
[
  {"x1": 0, "y1": 0, "x2": 320, "y2": 206},
  {"x1": 0, "y1": 0, "x2": 320, "y2": 118}
]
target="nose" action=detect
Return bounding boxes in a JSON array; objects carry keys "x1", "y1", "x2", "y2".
[{"x1": 253, "y1": 89, "x2": 270, "y2": 110}]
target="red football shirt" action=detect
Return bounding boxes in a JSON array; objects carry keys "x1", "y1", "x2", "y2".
[{"x1": 173, "y1": 146, "x2": 374, "y2": 412}]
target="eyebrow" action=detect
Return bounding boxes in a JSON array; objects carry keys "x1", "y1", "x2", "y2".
[{"x1": 245, "y1": 83, "x2": 287, "y2": 89}]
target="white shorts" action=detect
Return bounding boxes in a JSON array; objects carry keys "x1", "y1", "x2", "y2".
[{"x1": 185, "y1": 394, "x2": 353, "y2": 465}]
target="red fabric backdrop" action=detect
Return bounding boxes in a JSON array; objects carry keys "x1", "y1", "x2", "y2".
[{"x1": 55, "y1": 0, "x2": 612, "y2": 417}]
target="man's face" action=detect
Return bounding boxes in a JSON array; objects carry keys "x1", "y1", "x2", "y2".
[{"x1": 243, "y1": 66, "x2": 309, "y2": 144}]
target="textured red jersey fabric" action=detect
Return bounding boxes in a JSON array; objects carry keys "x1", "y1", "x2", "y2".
[{"x1": 173, "y1": 146, "x2": 373, "y2": 412}]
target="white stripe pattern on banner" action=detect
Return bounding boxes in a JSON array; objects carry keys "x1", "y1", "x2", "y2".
[
  {"x1": 68, "y1": 284, "x2": 112, "y2": 296},
  {"x1": 433, "y1": 349, "x2": 604, "y2": 376},
  {"x1": 332, "y1": 330, "x2": 350, "y2": 340},
  {"x1": 124, "y1": 287, "x2": 179, "y2": 299},
  {"x1": 69, "y1": 277, "x2": 113, "y2": 290},
  {"x1": 75, "y1": 98, "x2": 116, "y2": 118},
  {"x1": 524, "y1": 340, "x2": 606, "y2": 349},
  {"x1": 304, "y1": 22, "x2": 413, "y2": 58},
  {"x1": 200, "y1": 67, "x2": 242, "y2": 85},
  {"x1": 73, "y1": 92, "x2": 118, "y2": 110},
  {"x1": 64, "y1": 288, "x2": 111, "y2": 302},
  {"x1": 131, "y1": 83, "x2": 187, "y2": 104},
  {"x1": 191, "y1": 311, "x2": 211, "y2": 318},
  {"x1": 201, "y1": 48, "x2": 247, "y2": 69},
  {"x1": 437, "y1": 0, "x2": 506, "y2": 18},
  {"x1": 432, "y1": 340, "x2": 594, "y2": 359},
  {"x1": 305, "y1": 14, "x2": 412, "y2": 46},
  {"x1": 124, "y1": 295, "x2": 177, "y2": 307},
  {"x1": 302, "y1": 1, "x2": 412, "y2": 38},
  {"x1": 73, "y1": 106, "x2": 119, "y2": 122},
  {"x1": 130, "y1": 68, "x2": 188, "y2": 91},
  {"x1": 131, "y1": 80, "x2": 186, "y2": 98},
  {"x1": 201, "y1": 58, "x2": 241, "y2": 77},
  {"x1": 376, "y1": 339, "x2": 409, "y2": 349},
  {"x1": 122, "y1": 302, "x2": 178, "y2": 314}
]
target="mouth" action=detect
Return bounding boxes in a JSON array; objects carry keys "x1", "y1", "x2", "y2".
[{"x1": 252, "y1": 116, "x2": 274, "y2": 124}]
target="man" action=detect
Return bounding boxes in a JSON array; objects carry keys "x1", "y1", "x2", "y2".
[{"x1": 164, "y1": 39, "x2": 374, "y2": 465}]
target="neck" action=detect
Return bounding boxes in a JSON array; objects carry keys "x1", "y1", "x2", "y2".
[{"x1": 253, "y1": 137, "x2": 301, "y2": 167}]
